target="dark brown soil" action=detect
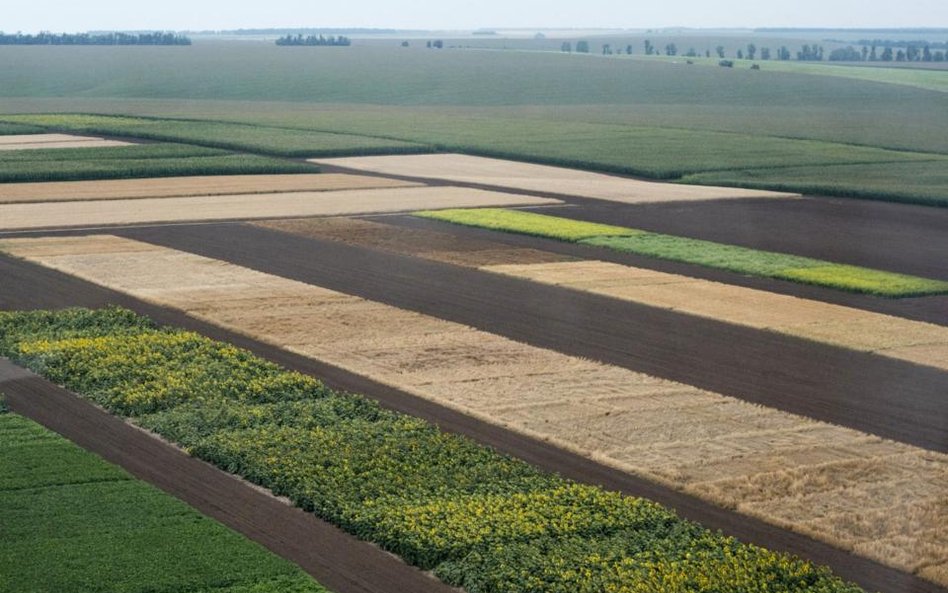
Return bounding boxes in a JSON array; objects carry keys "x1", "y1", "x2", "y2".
[{"x1": 1, "y1": 255, "x2": 943, "y2": 593}]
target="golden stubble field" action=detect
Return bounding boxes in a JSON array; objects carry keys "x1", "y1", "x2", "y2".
[
  {"x1": 313, "y1": 153, "x2": 800, "y2": 203},
  {"x1": 3, "y1": 233, "x2": 945, "y2": 584}
]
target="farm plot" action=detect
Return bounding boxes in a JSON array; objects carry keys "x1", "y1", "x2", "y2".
[
  {"x1": 417, "y1": 208, "x2": 948, "y2": 297},
  {"x1": 0, "y1": 307, "x2": 868, "y2": 593},
  {"x1": 0, "y1": 174, "x2": 419, "y2": 204},
  {"x1": 314, "y1": 153, "x2": 800, "y2": 203},
  {"x1": 3, "y1": 234, "x2": 946, "y2": 584},
  {"x1": 256, "y1": 217, "x2": 948, "y2": 370},
  {"x1": 0, "y1": 133, "x2": 132, "y2": 151},
  {"x1": 0, "y1": 187, "x2": 558, "y2": 231},
  {"x1": 0, "y1": 410, "x2": 329, "y2": 593}
]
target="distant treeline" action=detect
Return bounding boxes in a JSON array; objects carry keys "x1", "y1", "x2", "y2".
[
  {"x1": 755, "y1": 28, "x2": 948, "y2": 34},
  {"x1": 0, "y1": 32, "x2": 191, "y2": 45},
  {"x1": 226, "y1": 28, "x2": 396, "y2": 35},
  {"x1": 275, "y1": 34, "x2": 351, "y2": 47},
  {"x1": 851, "y1": 39, "x2": 948, "y2": 50}
]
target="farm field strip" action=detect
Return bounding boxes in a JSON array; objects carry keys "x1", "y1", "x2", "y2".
[
  {"x1": 0, "y1": 132, "x2": 133, "y2": 151},
  {"x1": 0, "y1": 187, "x2": 558, "y2": 231},
  {"x1": 257, "y1": 217, "x2": 948, "y2": 370},
  {"x1": 313, "y1": 153, "x2": 801, "y2": 203},
  {"x1": 0, "y1": 408, "x2": 330, "y2": 593},
  {"x1": 3, "y1": 234, "x2": 946, "y2": 584},
  {"x1": 417, "y1": 208, "x2": 948, "y2": 297},
  {"x1": 0, "y1": 174, "x2": 420, "y2": 204}
]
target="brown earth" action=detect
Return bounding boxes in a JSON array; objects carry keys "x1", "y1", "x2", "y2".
[
  {"x1": 0, "y1": 174, "x2": 419, "y2": 204},
  {"x1": 0, "y1": 252, "x2": 943, "y2": 593},
  {"x1": 0, "y1": 133, "x2": 132, "y2": 150}
]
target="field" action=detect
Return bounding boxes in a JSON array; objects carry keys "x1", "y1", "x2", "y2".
[
  {"x1": 2, "y1": 234, "x2": 945, "y2": 586},
  {"x1": 0, "y1": 408, "x2": 329, "y2": 593},
  {"x1": 1, "y1": 35, "x2": 945, "y2": 593},
  {"x1": 416, "y1": 208, "x2": 948, "y2": 297}
]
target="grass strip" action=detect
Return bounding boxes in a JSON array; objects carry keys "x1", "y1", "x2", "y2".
[
  {"x1": 0, "y1": 408, "x2": 328, "y2": 593},
  {"x1": 416, "y1": 208, "x2": 948, "y2": 297},
  {"x1": 0, "y1": 307, "x2": 865, "y2": 593}
]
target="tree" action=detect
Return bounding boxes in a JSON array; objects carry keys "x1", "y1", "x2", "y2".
[
  {"x1": 881, "y1": 47, "x2": 893, "y2": 61},
  {"x1": 861, "y1": 45, "x2": 869, "y2": 60},
  {"x1": 401, "y1": 40, "x2": 409, "y2": 47},
  {"x1": 869, "y1": 45, "x2": 877, "y2": 61},
  {"x1": 760, "y1": 47, "x2": 771, "y2": 60},
  {"x1": 777, "y1": 46, "x2": 791, "y2": 60},
  {"x1": 923, "y1": 46, "x2": 933, "y2": 61},
  {"x1": 626, "y1": 44, "x2": 633, "y2": 55},
  {"x1": 705, "y1": 49, "x2": 710, "y2": 58},
  {"x1": 685, "y1": 47, "x2": 697, "y2": 57},
  {"x1": 561, "y1": 41, "x2": 572, "y2": 53},
  {"x1": 896, "y1": 49, "x2": 906, "y2": 61},
  {"x1": 665, "y1": 42, "x2": 677, "y2": 56},
  {"x1": 602, "y1": 43, "x2": 612, "y2": 55},
  {"x1": 432, "y1": 39, "x2": 443, "y2": 49},
  {"x1": 576, "y1": 40, "x2": 589, "y2": 53},
  {"x1": 746, "y1": 43, "x2": 756, "y2": 60},
  {"x1": 426, "y1": 40, "x2": 431, "y2": 48},
  {"x1": 715, "y1": 45, "x2": 725, "y2": 58},
  {"x1": 644, "y1": 39, "x2": 654, "y2": 55},
  {"x1": 737, "y1": 49, "x2": 743, "y2": 59}
]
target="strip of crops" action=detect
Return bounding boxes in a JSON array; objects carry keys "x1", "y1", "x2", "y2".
[
  {"x1": 0, "y1": 307, "x2": 865, "y2": 593},
  {"x1": 0, "y1": 142, "x2": 317, "y2": 182},
  {"x1": 0, "y1": 122, "x2": 44, "y2": 135},
  {"x1": 0, "y1": 405, "x2": 328, "y2": 593},
  {"x1": 416, "y1": 208, "x2": 948, "y2": 297},
  {"x1": 0, "y1": 114, "x2": 432, "y2": 158}
]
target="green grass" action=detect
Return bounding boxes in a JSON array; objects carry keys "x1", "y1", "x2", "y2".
[
  {"x1": 417, "y1": 208, "x2": 948, "y2": 297},
  {"x1": 0, "y1": 142, "x2": 317, "y2": 182},
  {"x1": 680, "y1": 160, "x2": 948, "y2": 208},
  {"x1": 0, "y1": 121, "x2": 43, "y2": 135},
  {"x1": 0, "y1": 307, "x2": 866, "y2": 593},
  {"x1": 0, "y1": 113, "x2": 430, "y2": 158},
  {"x1": 0, "y1": 410, "x2": 328, "y2": 593}
]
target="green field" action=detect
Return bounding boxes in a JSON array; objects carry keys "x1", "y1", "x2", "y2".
[
  {"x1": 416, "y1": 208, "x2": 948, "y2": 297},
  {"x1": 0, "y1": 142, "x2": 316, "y2": 182},
  {"x1": 0, "y1": 408, "x2": 328, "y2": 593},
  {"x1": 0, "y1": 43, "x2": 946, "y2": 204},
  {"x1": 0, "y1": 307, "x2": 865, "y2": 593}
]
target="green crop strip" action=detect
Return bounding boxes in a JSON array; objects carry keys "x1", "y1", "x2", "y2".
[
  {"x1": 416, "y1": 208, "x2": 948, "y2": 298},
  {"x1": 0, "y1": 307, "x2": 864, "y2": 593},
  {"x1": 0, "y1": 407, "x2": 328, "y2": 593}
]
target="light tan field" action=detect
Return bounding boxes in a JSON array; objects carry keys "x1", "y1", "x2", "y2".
[
  {"x1": 4, "y1": 233, "x2": 945, "y2": 584},
  {"x1": 0, "y1": 174, "x2": 419, "y2": 204},
  {"x1": 0, "y1": 133, "x2": 132, "y2": 150},
  {"x1": 312, "y1": 153, "x2": 799, "y2": 203},
  {"x1": 261, "y1": 218, "x2": 948, "y2": 371},
  {"x1": 0, "y1": 187, "x2": 559, "y2": 231}
]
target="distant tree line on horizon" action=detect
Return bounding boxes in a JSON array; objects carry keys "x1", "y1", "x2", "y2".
[
  {"x1": 275, "y1": 34, "x2": 351, "y2": 47},
  {"x1": 559, "y1": 39, "x2": 947, "y2": 63},
  {"x1": 0, "y1": 31, "x2": 191, "y2": 45}
]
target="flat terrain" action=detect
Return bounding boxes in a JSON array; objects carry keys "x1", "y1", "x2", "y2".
[
  {"x1": 260, "y1": 217, "x2": 948, "y2": 370},
  {"x1": 0, "y1": 186, "x2": 558, "y2": 231},
  {"x1": 4, "y1": 233, "x2": 945, "y2": 584},
  {"x1": 314, "y1": 153, "x2": 800, "y2": 202},
  {"x1": 0, "y1": 132, "x2": 131, "y2": 151},
  {"x1": 0, "y1": 173, "x2": 418, "y2": 203}
]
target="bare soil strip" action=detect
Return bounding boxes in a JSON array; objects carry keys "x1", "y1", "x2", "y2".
[
  {"x1": 312, "y1": 153, "x2": 800, "y2": 203},
  {"x1": 121, "y1": 223, "x2": 948, "y2": 453},
  {"x1": 0, "y1": 360, "x2": 455, "y2": 593},
  {"x1": 0, "y1": 187, "x2": 559, "y2": 231},
  {"x1": 0, "y1": 174, "x2": 419, "y2": 204},
  {"x1": 0, "y1": 133, "x2": 132, "y2": 150},
  {"x1": 4, "y1": 234, "x2": 946, "y2": 585},
  {"x1": 0, "y1": 254, "x2": 943, "y2": 593},
  {"x1": 259, "y1": 217, "x2": 948, "y2": 371}
]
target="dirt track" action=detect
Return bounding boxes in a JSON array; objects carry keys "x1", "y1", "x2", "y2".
[
  {"x1": 0, "y1": 359, "x2": 454, "y2": 593},
  {"x1": 1, "y1": 254, "x2": 943, "y2": 593},
  {"x1": 115, "y1": 223, "x2": 948, "y2": 453}
]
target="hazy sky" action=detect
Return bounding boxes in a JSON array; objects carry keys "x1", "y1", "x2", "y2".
[{"x1": 5, "y1": 0, "x2": 947, "y2": 32}]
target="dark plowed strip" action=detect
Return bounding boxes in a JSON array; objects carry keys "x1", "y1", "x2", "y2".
[
  {"x1": 0, "y1": 360, "x2": 454, "y2": 593},
  {"x1": 388, "y1": 214, "x2": 948, "y2": 326},
  {"x1": 0, "y1": 256, "x2": 943, "y2": 593},
  {"x1": 116, "y1": 223, "x2": 948, "y2": 453}
]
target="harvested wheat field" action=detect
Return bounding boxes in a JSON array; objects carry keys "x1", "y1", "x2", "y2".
[
  {"x1": 0, "y1": 133, "x2": 132, "y2": 150},
  {"x1": 3, "y1": 233, "x2": 946, "y2": 585},
  {"x1": 0, "y1": 174, "x2": 419, "y2": 204},
  {"x1": 313, "y1": 153, "x2": 799, "y2": 203},
  {"x1": 260, "y1": 218, "x2": 948, "y2": 371},
  {"x1": 0, "y1": 187, "x2": 559, "y2": 231},
  {"x1": 256, "y1": 217, "x2": 574, "y2": 267}
]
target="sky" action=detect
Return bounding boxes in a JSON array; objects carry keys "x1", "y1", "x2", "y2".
[{"x1": 4, "y1": 0, "x2": 947, "y2": 32}]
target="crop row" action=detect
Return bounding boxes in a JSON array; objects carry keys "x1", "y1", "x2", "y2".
[
  {"x1": 0, "y1": 307, "x2": 864, "y2": 593},
  {"x1": 415, "y1": 208, "x2": 948, "y2": 297},
  {"x1": 0, "y1": 141, "x2": 316, "y2": 183},
  {"x1": 0, "y1": 404, "x2": 328, "y2": 593}
]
